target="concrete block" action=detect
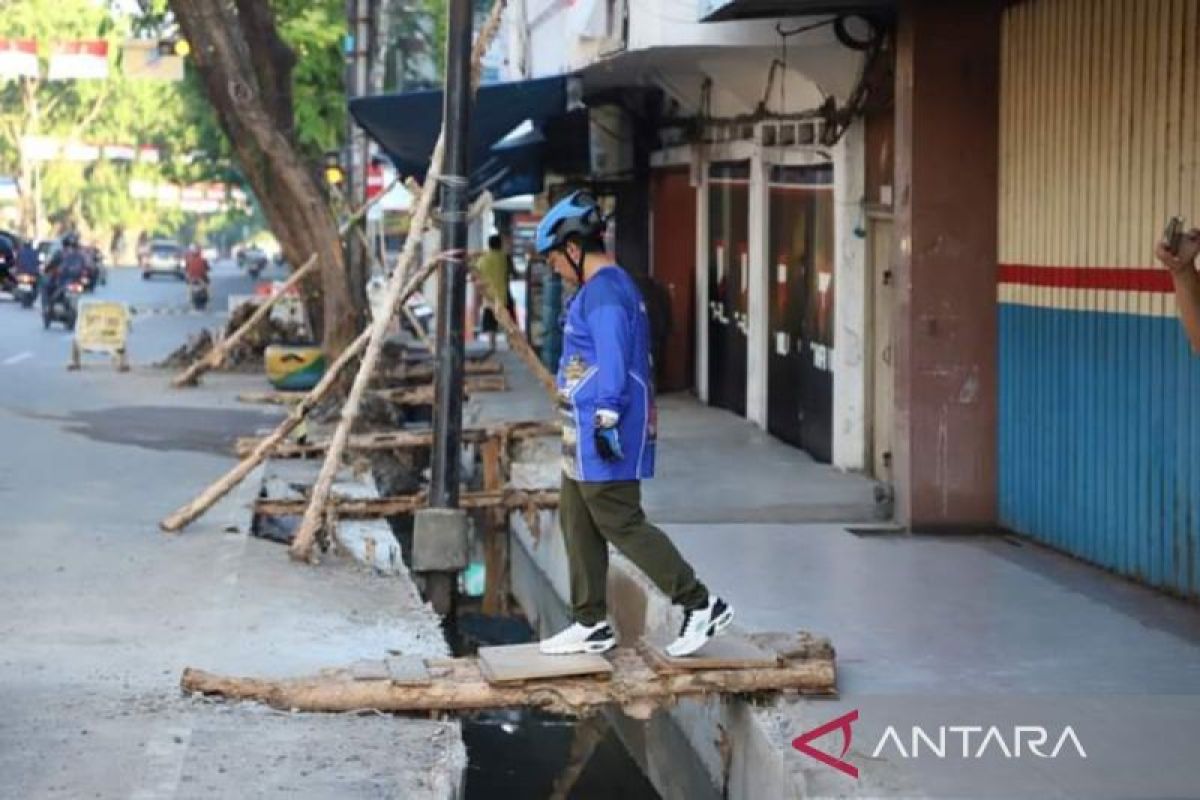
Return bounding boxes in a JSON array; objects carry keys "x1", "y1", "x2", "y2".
[
  {"x1": 338, "y1": 520, "x2": 402, "y2": 574},
  {"x1": 413, "y1": 507, "x2": 469, "y2": 571},
  {"x1": 510, "y1": 435, "x2": 561, "y2": 490}
]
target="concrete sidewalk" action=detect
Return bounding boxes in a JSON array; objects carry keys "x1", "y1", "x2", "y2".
[
  {"x1": 479, "y1": 348, "x2": 1200, "y2": 799},
  {"x1": 0, "y1": 365, "x2": 464, "y2": 799},
  {"x1": 468, "y1": 349, "x2": 884, "y2": 525}
]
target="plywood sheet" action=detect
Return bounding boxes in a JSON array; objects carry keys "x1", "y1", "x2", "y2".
[
  {"x1": 640, "y1": 633, "x2": 782, "y2": 674},
  {"x1": 477, "y1": 643, "x2": 613, "y2": 684}
]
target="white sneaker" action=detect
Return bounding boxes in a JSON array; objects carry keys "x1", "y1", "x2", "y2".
[
  {"x1": 666, "y1": 596, "x2": 734, "y2": 658},
  {"x1": 538, "y1": 621, "x2": 616, "y2": 655}
]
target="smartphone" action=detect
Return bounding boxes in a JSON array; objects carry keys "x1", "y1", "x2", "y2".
[{"x1": 1163, "y1": 216, "x2": 1185, "y2": 255}]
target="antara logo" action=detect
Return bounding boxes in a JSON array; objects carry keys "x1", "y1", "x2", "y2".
[
  {"x1": 791, "y1": 710, "x2": 860, "y2": 779},
  {"x1": 872, "y1": 724, "x2": 1088, "y2": 760},
  {"x1": 792, "y1": 711, "x2": 1088, "y2": 779}
]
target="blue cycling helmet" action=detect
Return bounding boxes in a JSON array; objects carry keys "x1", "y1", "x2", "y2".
[{"x1": 535, "y1": 190, "x2": 605, "y2": 256}]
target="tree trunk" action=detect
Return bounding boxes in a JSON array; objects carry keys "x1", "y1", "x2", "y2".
[{"x1": 170, "y1": 0, "x2": 359, "y2": 357}]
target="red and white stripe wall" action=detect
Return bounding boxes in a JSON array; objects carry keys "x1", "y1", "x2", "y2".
[{"x1": 998, "y1": 0, "x2": 1200, "y2": 598}]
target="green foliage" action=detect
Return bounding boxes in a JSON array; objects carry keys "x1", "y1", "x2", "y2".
[
  {"x1": 0, "y1": 0, "x2": 257, "y2": 243},
  {"x1": 274, "y1": 0, "x2": 346, "y2": 159}
]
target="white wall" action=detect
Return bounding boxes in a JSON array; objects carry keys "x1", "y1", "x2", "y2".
[
  {"x1": 832, "y1": 122, "x2": 867, "y2": 471},
  {"x1": 657, "y1": 128, "x2": 868, "y2": 471},
  {"x1": 514, "y1": 0, "x2": 864, "y2": 105}
]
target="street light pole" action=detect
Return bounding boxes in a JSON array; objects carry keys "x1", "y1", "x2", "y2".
[
  {"x1": 430, "y1": 0, "x2": 472, "y2": 510},
  {"x1": 415, "y1": 0, "x2": 473, "y2": 614}
]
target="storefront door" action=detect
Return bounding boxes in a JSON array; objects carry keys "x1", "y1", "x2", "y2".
[
  {"x1": 766, "y1": 163, "x2": 835, "y2": 461},
  {"x1": 707, "y1": 161, "x2": 750, "y2": 416}
]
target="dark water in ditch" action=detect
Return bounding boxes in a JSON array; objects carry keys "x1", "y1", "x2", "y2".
[{"x1": 448, "y1": 609, "x2": 661, "y2": 800}]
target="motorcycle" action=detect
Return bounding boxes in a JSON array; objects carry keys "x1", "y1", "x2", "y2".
[
  {"x1": 14, "y1": 272, "x2": 37, "y2": 309},
  {"x1": 42, "y1": 280, "x2": 83, "y2": 330},
  {"x1": 88, "y1": 248, "x2": 107, "y2": 287},
  {"x1": 189, "y1": 278, "x2": 210, "y2": 311}
]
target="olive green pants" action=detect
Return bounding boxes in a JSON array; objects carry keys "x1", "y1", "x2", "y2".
[{"x1": 560, "y1": 475, "x2": 708, "y2": 626}]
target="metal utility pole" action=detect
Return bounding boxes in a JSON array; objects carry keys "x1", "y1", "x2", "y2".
[
  {"x1": 429, "y1": 0, "x2": 473, "y2": 509},
  {"x1": 412, "y1": 0, "x2": 473, "y2": 615}
]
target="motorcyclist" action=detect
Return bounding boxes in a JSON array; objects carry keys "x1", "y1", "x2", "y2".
[
  {"x1": 15, "y1": 240, "x2": 39, "y2": 277},
  {"x1": 44, "y1": 234, "x2": 86, "y2": 305},
  {"x1": 185, "y1": 244, "x2": 210, "y2": 284}
]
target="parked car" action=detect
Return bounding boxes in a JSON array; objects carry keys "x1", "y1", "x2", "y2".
[{"x1": 143, "y1": 240, "x2": 185, "y2": 280}]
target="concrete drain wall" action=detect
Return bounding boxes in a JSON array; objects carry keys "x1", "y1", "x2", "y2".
[{"x1": 506, "y1": 436, "x2": 809, "y2": 800}]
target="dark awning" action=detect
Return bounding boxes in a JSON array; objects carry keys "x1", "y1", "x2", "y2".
[
  {"x1": 349, "y1": 76, "x2": 571, "y2": 190},
  {"x1": 700, "y1": 0, "x2": 894, "y2": 22}
]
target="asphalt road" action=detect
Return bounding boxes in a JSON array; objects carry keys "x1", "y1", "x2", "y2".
[{"x1": 0, "y1": 261, "x2": 463, "y2": 798}]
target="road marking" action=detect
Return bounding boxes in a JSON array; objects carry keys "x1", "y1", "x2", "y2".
[{"x1": 2, "y1": 351, "x2": 32, "y2": 365}]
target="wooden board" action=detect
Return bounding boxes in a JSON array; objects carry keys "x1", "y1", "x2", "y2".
[
  {"x1": 477, "y1": 643, "x2": 614, "y2": 684},
  {"x1": 639, "y1": 633, "x2": 783, "y2": 674},
  {"x1": 385, "y1": 656, "x2": 432, "y2": 686}
]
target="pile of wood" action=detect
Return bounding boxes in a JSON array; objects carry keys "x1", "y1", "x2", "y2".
[
  {"x1": 158, "y1": 301, "x2": 309, "y2": 372},
  {"x1": 158, "y1": 329, "x2": 214, "y2": 370}
]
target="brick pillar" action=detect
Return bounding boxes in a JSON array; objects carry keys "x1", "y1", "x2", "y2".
[{"x1": 893, "y1": 0, "x2": 1001, "y2": 529}]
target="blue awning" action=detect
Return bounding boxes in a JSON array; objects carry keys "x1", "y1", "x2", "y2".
[{"x1": 349, "y1": 76, "x2": 571, "y2": 197}]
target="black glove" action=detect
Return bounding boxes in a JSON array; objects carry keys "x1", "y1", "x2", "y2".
[{"x1": 593, "y1": 411, "x2": 624, "y2": 462}]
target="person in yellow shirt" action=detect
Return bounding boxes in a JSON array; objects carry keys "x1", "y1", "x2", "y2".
[{"x1": 475, "y1": 234, "x2": 516, "y2": 353}]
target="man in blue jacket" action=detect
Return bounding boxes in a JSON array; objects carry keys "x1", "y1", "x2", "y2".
[{"x1": 535, "y1": 191, "x2": 733, "y2": 658}]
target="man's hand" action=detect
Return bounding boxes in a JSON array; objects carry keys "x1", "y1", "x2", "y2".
[
  {"x1": 593, "y1": 410, "x2": 624, "y2": 462},
  {"x1": 1156, "y1": 228, "x2": 1200, "y2": 274}
]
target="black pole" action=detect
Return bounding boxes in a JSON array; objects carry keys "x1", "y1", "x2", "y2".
[{"x1": 430, "y1": 0, "x2": 473, "y2": 509}]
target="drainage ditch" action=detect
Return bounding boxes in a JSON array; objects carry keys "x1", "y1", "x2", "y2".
[
  {"x1": 371, "y1": 428, "x2": 663, "y2": 798},
  {"x1": 447, "y1": 603, "x2": 661, "y2": 800}
]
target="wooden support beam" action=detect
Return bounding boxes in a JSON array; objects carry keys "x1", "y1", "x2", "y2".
[
  {"x1": 371, "y1": 373, "x2": 507, "y2": 403},
  {"x1": 480, "y1": 436, "x2": 509, "y2": 616},
  {"x1": 179, "y1": 633, "x2": 837, "y2": 718},
  {"x1": 236, "y1": 373, "x2": 508, "y2": 407},
  {"x1": 255, "y1": 489, "x2": 559, "y2": 519},
  {"x1": 233, "y1": 420, "x2": 560, "y2": 459},
  {"x1": 376, "y1": 358, "x2": 504, "y2": 385}
]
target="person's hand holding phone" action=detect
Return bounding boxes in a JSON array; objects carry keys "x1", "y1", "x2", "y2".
[{"x1": 1156, "y1": 216, "x2": 1200, "y2": 274}]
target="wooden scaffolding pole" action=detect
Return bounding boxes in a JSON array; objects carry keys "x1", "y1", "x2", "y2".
[
  {"x1": 254, "y1": 488, "x2": 560, "y2": 518},
  {"x1": 288, "y1": 0, "x2": 506, "y2": 563},
  {"x1": 170, "y1": 178, "x2": 399, "y2": 388},
  {"x1": 469, "y1": 261, "x2": 557, "y2": 399},
  {"x1": 180, "y1": 636, "x2": 837, "y2": 717},
  {"x1": 159, "y1": 252, "x2": 449, "y2": 533}
]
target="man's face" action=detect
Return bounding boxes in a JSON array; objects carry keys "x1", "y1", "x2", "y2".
[{"x1": 547, "y1": 242, "x2": 582, "y2": 284}]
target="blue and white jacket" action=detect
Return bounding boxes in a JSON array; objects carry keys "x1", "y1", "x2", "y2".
[{"x1": 557, "y1": 265, "x2": 657, "y2": 482}]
